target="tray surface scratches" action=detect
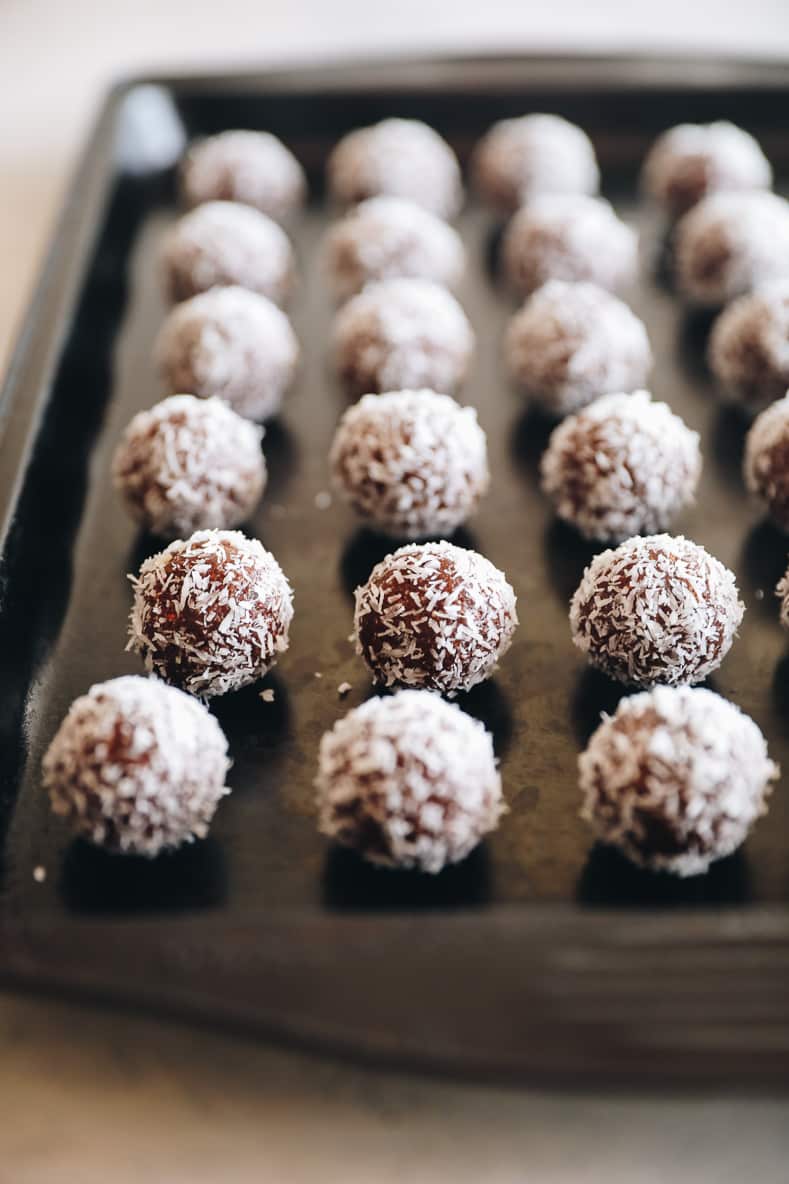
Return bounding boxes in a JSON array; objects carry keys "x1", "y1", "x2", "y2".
[{"x1": 2, "y1": 56, "x2": 789, "y2": 1082}]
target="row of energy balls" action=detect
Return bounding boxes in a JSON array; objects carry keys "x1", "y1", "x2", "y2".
[{"x1": 41, "y1": 116, "x2": 788, "y2": 880}]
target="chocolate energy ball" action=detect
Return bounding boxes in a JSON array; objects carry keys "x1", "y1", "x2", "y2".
[
  {"x1": 332, "y1": 277, "x2": 474, "y2": 398},
  {"x1": 128, "y1": 529, "x2": 293, "y2": 698},
  {"x1": 353, "y1": 540, "x2": 518, "y2": 694},
  {"x1": 641, "y1": 122, "x2": 772, "y2": 218},
  {"x1": 113, "y1": 395, "x2": 266, "y2": 538},
  {"x1": 506, "y1": 280, "x2": 652, "y2": 416},
  {"x1": 316, "y1": 689, "x2": 504, "y2": 874},
  {"x1": 569, "y1": 534, "x2": 743, "y2": 688},
  {"x1": 155, "y1": 286, "x2": 299, "y2": 421},
  {"x1": 180, "y1": 130, "x2": 306, "y2": 221},
  {"x1": 42, "y1": 676, "x2": 230, "y2": 856},
  {"x1": 674, "y1": 191, "x2": 789, "y2": 307},
  {"x1": 323, "y1": 196, "x2": 465, "y2": 302},
  {"x1": 708, "y1": 281, "x2": 789, "y2": 408},
  {"x1": 160, "y1": 200, "x2": 294, "y2": 305},
  {"x1": 540, "y1": 390, "x2": 701, "y2": 542},
  {"x1": 327, "y1": 118, "x2": 462, "y2": 220},
  {"x1": 579, "y1": 685, "x2": 777, "y2": 877},
  {"x1": 472, "y1": 113, "x2": 600, "y2": 213},
  {"x1": 745, "y1": 394, "x2": 789, "y2": 530},
  {"x1": 330, "y1": 389, "x2": 489, "y2": 538},
  {"x1": 502, "y1": 195, "x2": 638, "y2": 299}
]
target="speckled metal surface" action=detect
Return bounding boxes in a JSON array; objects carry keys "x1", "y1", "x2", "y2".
[{"x1": 2, "y1": 56, "x2": 789, "y2": 1081}]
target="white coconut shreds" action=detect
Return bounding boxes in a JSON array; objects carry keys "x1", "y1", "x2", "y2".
[
  {"x1": 159, "y1": 200, "x2": 294, "y2": 305},
  {"x1": 329, "y1": 389, "x2": 489, "y2": 538},
  {"x1": 327, "y1": 118, "x2": 463, "y2": 220},
  {"x1": 674, "y1": 191, "x2": 789, "y2": 307},
  {"x1": 353, "y1": 540, "x2": 518, "y2": 694},
  {"x1": 332, "y1": 277, "x2": 474, "y2": 398},
  {"x1": 42, "y1": 675, "x2": 230, "y2": 856},
  {"x1": 640, "y1": 122, "x2": 772, "y2": 217},
  {"x1": 316, "y1": 689, "x2": 504, "y2": 873},
  {"x1": 540, "y1": 390, "x2": 701, "y2": 542},
  {"x1": 744, "y1": 392, "x2": 789, "y2": 530},
  {"x1": 155, "y1": 285, "x2": 299, "y2": 422},
  {"x1": 471, "y1": 113, "x2": 600, "y2": 212},
  {"x1": 501, "y1": 195, "x2": 638, "y2": 299},
  {"x1": 505, "y1": 280, "x2": 652, "y2": 416},
  {"x1": 579, "y1": 685, "x2": 778, "y2": 876},
  {"x1": 708, "y1": 281, "x2": 789, "y2": 408},
  {"x1": 323, "y1": 195, "x2": 465, "y2": 302},
  {"x1": 112, "y1": 394, "x2": 266, "y2": 539},
  {"x1": 180, "y1": 131, "x2": 306, "y2": 221},
  {"x1": 128, "y1": 529, "x2": 294, "y2": 698},
  {"x1": 569, "y1": 533, "x2": 743, "y2": 688}
]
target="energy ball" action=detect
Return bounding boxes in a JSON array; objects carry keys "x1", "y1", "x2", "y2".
[
  {"x1": 472, "y1": 113, "x2": 600, "y2": 213},
  {"x1": 160, "y1": 200, "x2": 294, "y2": 305},
  {"x1": 502, "y1": 195, "x2": 638, "y2": 298},
  {"x1": 674, "y1": 191, "x2": 789, "y2": 307},
  {"x1": 569, "y1": 534, "x2": 743, "y2": 688},
  {"x1": 180, "y1": 130, "x2": 306, "y2": 221},
  {"x1": 323, "y1": 196, "x2": 465, "y2": 302},
  {"x1": 579, "y1": 685, "x2": 777, "y2": 877},
  {"x1": 155, "y1": 286, "x2": 299, "y2": 421},
  {"x1": 42, "y1": 676, "x2": 230, "y2": 856},
  {"x1": 745, "y1": 394, "x2": 789, "y2": 530},
  {"x1": 330, "y1": 389, "x2": 489, "y2": 538},
  {"x1": 540, "y1": 390, "x2": 701, "y2": 542},
  {"x1": 112, "y1": 395, "x2": 266, "y2": 538},
  {"x1": 327, "y1": 118, "x2": 462, "y2": 220},
  {"x1": 332, "y1": 278, "x2": 474, "y2": 397},
  {"x1": 506, "y1": 280, "x2": 652, "y2": 416},
  {"x1": 316, "y1": 689, "x2": 504, "y2": 874},
  {"x1": 128, "y1": 529, "x2": 293, "y2": 698},
  {"x1": 708, "y1": 281, "x2": 789, "y2": 409},
  {"x1": 641, "y1": 122, "x2": 772, "y2": 218},
  {"x1": 353, "y1": 540, "x2": 518, "y2": 694}
]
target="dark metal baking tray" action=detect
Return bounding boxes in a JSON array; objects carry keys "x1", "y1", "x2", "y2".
[{"x1": 3, "y1": 53, "x2": 789, "y2": 1084}]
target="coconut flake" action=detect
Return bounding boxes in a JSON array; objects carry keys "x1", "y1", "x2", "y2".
[
  {"x1": 354, "y1": 540, "x2": 518, "y2": 695},
  {"x1": 580, "y1": 685, "x2": 778, "y2": 875},
  {"x1": 42, "y1": 675, "x2": 230, "y2": 856},
  {"x1": 316, "y1": 689, "x2": 504, "y2": 873},
  {"x1": 569, "y1": 533, "x2": 743, "y2": 688}
]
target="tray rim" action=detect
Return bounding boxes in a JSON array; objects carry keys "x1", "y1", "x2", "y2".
[{"x1": 4, "y1": 51, "x2": 789, "y2": 1080}]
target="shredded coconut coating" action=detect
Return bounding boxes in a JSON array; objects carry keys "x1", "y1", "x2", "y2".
[
  {"x1": 128, "y1": 529, "x2": 294, "y2": 698},
  {"x1": 332, "y1": 277, "x2": 474, "y2": 397},
  {"x1": 674, "y1": 192, "x2": 789, "y2": 307},
  {"x1": 160, "y1": 200, "x2": 294, "y2": 305},
  {"x1": 502, "y1": 195, "x2": 638, "y2": 298},
  {"x1": 540, "y1": 391, "x2": 701, "y2": 542},
  {"x1": 579, "y1": 685, "x2": 778, "y2": 876},
  {"x1": 155, "y1": 286, "x2": 299, "y2": 422},
  {"x1": 641, "y1": 121, "x2": 772, "y2": 217},
  {"x1": 316, "y1": 689, "x2": 504, "y2": 873},
  {"x1": 327, "y1": 118, "x2": 462, "y2": 220},
  {"x1": 569, "y1": 534, "x2": 743, "y2": 688},
  {"x1": 180, "y1": 131, "x2": 306, "y2": 221},
  {"x1": 472, "y1": 113, "x2": 600, "y2": 213},
  {"x1": 506, "y1": 280, "x2": 652, "y2": 416},
  {"x1": 708, "y1": 281, "x2": 789, "y2": 408},
  {"x1": 112, "y1": 395, "x2": 266, "y2": 538},
  {"x1": 745, "y1": 393, "x2": 789, "y2": 531},
  {"x1": 353, "y1": 540, "x2": 518, "y2": 694},
  {"x1": 42, "y1": 676, "x2": 230, "y2": 856},
  {"x1": 323, "y1": 196, "x2": 465, "y2": 302},
  {"x1": 330, "y1": 389, "x2": 489, "y2": 538}
]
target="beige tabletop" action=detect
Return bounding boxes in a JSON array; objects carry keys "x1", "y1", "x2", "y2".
[{"x1": 3, "y1": 2, "x2": 789, "y2": 1179}]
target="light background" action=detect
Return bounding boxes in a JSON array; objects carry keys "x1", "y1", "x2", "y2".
[{"x1": 2, "y1": 1, "x2": 789, "y2": 1179}]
